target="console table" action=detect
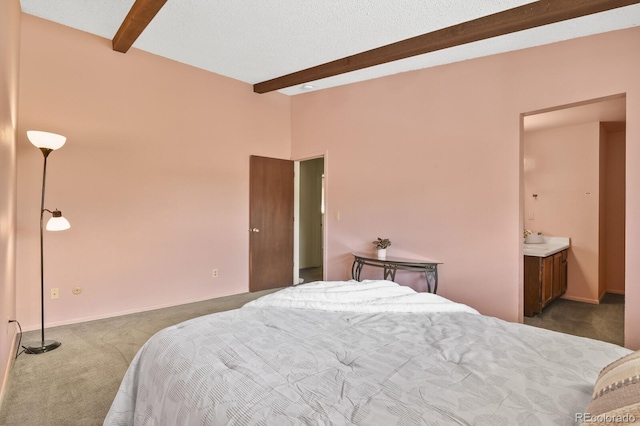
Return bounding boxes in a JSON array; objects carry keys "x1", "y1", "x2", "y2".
[{"x1": 351, "y1": 252, "x2": 442, "y2": 293}]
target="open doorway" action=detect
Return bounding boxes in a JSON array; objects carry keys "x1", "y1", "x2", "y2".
[
  {"x1": 521, "y1": 94, "x2": 625, "y2": 345},
  {"x1": 295, "y1": 157, "x2": 325, "y2": 284}
]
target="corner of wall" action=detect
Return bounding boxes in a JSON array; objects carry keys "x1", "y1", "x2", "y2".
[
  {"x1": 0, "y1": 0, "x2": 21, "y2": 409},
  {"x1": 599, "y1": 124, "x2": 607, "y2": 297}
]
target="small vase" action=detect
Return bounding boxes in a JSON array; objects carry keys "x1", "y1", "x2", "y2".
[{"x1": 377, "y1": 248, "x2": 386, "y2": 260}]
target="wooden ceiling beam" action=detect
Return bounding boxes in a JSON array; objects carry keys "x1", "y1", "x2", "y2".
[
  {"x1": 113, "y1": 0, "x2": 168, "y2": 53},
  {"x1": 254, "y1": 0, "x2": 640, "y2": 93}
]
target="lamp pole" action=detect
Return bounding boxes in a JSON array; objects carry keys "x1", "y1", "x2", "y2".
[
  {"x1": 38, "y1": 148, "x2": 53, "y2": 349},
  {"x1": 24, "y1": 148, "x2": 62, "y2": 354},
  {"x1": 24, "y1": 131, "x2": 69, "y2": 355}
]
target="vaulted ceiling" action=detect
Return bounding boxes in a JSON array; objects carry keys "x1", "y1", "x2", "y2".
[{"x1": 19, "y1": 0, "x2": 640, "y2": 95}]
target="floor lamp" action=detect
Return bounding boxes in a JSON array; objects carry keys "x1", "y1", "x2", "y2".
[{"x1": 24, "y1": 130, "x2": 70, "y2": 355}]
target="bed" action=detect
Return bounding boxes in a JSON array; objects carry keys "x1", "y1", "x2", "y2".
[{"x1": 104, "y1": 280, "x2": 634, "y2": 425}]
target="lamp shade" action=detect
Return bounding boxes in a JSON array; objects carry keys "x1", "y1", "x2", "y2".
[
  {"x1": 27, "y1": 131, "x2": 67, "y2": 150},
  {"x1": 46, "y1": 211, "x2": 70, "y2": 231}
]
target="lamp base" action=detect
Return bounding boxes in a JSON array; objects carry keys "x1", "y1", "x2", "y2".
[{"x1": 23, "y1": 340, "x2": 61, "y2": 355}]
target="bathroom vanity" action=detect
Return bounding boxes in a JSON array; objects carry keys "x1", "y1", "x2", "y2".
[{"x1": 523, "y1": 237, "x2": 570, "y2": 317}]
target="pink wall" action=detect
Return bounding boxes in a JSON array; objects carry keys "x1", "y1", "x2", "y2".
[
  {"x1": 0, "y1": 0, "x2": 20, "y2": 405},
  {"x1": 524, "y1": 122, "x2": 601, "y2": 303},
  {"x1": 12, "y1": 14, "x2": 640, "y2": 351},
  {"x1": 291, "y1": 27, "x2": 640, "y2": 349},
  {"x1": 603, "y1": 129, "x2": 626, "y2": 294},
  {"x1": 16, "y1": 15, "x2": 291, "y2": 330}
]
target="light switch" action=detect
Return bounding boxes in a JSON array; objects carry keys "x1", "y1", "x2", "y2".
[
  {"x1": 528, "y1": 212, "x2": 535, "y2": 220},
  {"x1": 334, "y1": 211, "x2": 340, "y2": 221}
]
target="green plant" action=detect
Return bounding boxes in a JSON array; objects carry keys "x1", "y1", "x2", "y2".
[{"x1": 372, "y1": 237, "x2": 391, "y2": 250}]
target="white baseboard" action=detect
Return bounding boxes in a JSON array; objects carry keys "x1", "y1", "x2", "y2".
[
  {"x1": 0, "y1": 328, "x2": 19, "y2": 411},
  {"x1": 561, "y1": 294, "x2": 600, "y2": 304}
]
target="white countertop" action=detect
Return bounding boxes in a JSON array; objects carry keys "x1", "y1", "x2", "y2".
[{"x1": 523, "y1": 236, "x2": 570, "y2": 258}]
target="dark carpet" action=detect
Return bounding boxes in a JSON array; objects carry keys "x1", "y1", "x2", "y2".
[{"x1": 523, "y1": 293, "x2": 624, "y2": 346}]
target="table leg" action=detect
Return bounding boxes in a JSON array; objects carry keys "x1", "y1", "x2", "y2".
[
  {"x1": 352, "y1": 259, "x2": 364, "y2": 281},
  {"x1": 424, "y1": 269, "x2": 438, "y2": 294},
  {"x1": 423, "y1": 271, "x2": 431, "y2": 293},
  {"x1": 433, "y1": 268, "x2": 438, "y2": 294},
  {"x1": 384, "y1": 265, "x2": 397, "y2": 282},
  {"x1": 351, "y1": 260, "x2": 357, "y2": 280}
]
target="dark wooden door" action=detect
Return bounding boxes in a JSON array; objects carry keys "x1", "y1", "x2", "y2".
[
  {"x1": 552, "y1": 252, "x2": 562, "y2": 298},
  {"x1": 249, "y1": 155, "x2": 294, "y2": 292},
  {"x1": 560, "y1": 250, "x2": 568, "y2": 294},
  {"x1": 541, "y1": 256, "x2": 554, "y2": 305},
  {"x1": 524, "y1": 256, "x2": 541, "y2": 317}
]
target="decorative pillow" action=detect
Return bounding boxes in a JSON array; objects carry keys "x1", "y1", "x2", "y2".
[{"x1": 583, "y1": 350, "x2": 640, "y2": 425}]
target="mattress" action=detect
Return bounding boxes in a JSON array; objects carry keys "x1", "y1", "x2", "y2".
[{"x1": 104, "y1": 280, "x2": 629, "y2": 425}]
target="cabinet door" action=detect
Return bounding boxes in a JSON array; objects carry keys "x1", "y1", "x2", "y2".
[
  {"x1": 524, "y1": 256, "x2": 542, "y2": 317},
  {"x1": 560, "y1": 250, "x2": 568, "y2": 294},
  {"x1": 552, "y1": 252, "x2": 563, "y2": 298},
  {"x1": 541, "y1": 256, "x2": 554, "y2": 306}
]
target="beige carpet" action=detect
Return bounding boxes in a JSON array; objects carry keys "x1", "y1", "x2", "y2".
[{"x1": 0, "y1": 289, "x2": 277, "y2": 426}]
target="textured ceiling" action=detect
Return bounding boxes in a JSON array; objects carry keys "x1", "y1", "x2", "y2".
[{"x1": 19, "y1": 1, "x2": 640, "y2": 95}]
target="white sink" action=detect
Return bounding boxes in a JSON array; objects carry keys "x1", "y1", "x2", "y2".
[{"x1": 523, "y1": 237, "x2": 570, "y2": 257}]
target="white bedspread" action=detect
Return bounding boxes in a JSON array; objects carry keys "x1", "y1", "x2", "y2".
[
  {"x1": 105, "y1": 280, "x2": 630, "y2": 426},
  {"x1": 245, "y1": 280, "x2": 480, "y2": 314}
]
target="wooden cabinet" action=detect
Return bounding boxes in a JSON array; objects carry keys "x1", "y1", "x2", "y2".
[
  {"x1": 560, "y1": 250, "x2": 568, "y2": 294},
  {"x1": 541, "y1": 256, "x2": 554, "y2": 305},
  {"x1": 552, "y1": 250, "x2": 568, "y2": 298},
  {"x1": 524, "y1": 250, "x2": 568, "y2": 317}
]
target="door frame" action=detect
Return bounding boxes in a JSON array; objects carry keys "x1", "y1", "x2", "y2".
[
  {"x1": 293, "y1": 151, "x2": 328, "y2": 285},
  {"x1": 519, "y1": 93, "x2": 626, "y2": 325}
]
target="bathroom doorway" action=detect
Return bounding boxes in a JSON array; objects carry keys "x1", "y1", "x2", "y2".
[
  {"x1": 295, "y1": 157, "x2": 325, "y2": 284},
  {"x1": 521, "y1": 94, "x2": 625, "y2": 345}
]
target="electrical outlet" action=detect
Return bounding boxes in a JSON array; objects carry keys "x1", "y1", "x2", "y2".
[
  {"x1": 51, "y1": 288, "x2": 59, "y2": 300},
  {"x1": 212, "y1": 269, "x2": 219, "y2": 278},
  {"x1": 72, "y1": 286, "x2": 82, "y2": 295}
]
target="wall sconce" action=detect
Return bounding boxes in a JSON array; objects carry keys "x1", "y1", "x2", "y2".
[{"x1": 24, "y1": 130, "x2": 70, "y2": 355}]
